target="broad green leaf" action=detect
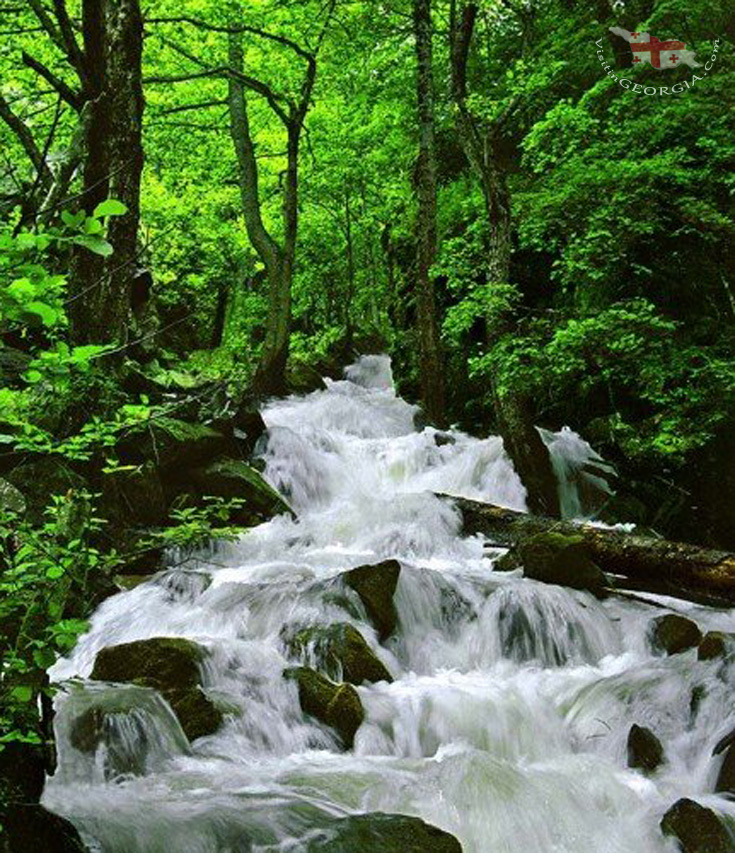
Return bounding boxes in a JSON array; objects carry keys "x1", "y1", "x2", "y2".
[
  {"x1": 73, "y1": 235, "x2": 114, "y2": 257},
  {"x1": 93, "y1": 199, "x2": 128, "y2": 218},
  {"x1": 25, "y1": 301, "x2": 58, "y2": 327}
]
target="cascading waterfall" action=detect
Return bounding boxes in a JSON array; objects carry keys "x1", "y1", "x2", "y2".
[{"x1": 44, "y1": 355, "x2": 735, "y2": 852}]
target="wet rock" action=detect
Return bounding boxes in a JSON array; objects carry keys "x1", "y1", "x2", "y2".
[
  {"x1": 305, "y1": 813, "x2": 463, "y2": 853},
  {"x1": 627, "y1": 724, "x2": 664, "y2": 773},
  {"x1": 651, "y1": 614, "x2": 702, "y2": 656},
  {"x1": 284, "y1": 666, "x2": 364, "y2": 748},
  {"x1": 189, "y1": 458, "x2": 292, "y2": 521},
  {"x1": 286, "y1": 623, "x2": 393, "y2": 685},
  {"x1": 90, "y1": 637, "x2": 223, "y2": 741},
  {"x1": 518, "y1": 532, "x2": 608, "y2": 594},
  {"x1": 117, "y1": 417, "x2": 227, "y2": 472},
  {"x1": 433, "y1": 431, "x2": 456, "y2": 447},
  {"x1": 699, "y1": 631, "x2": 735, "y2": 661},
  {"x1": 342, "y1": 560, "x2": 401, "y2": 641},
  {"x1": 660, "y1": 798, "x2": 735, "y2": 853}
]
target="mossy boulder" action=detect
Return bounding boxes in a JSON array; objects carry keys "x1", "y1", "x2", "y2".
[
  {"x1": 305, "y1": 813, "x2": 463, "y2": 853},
  {"x1": 699, "y1": 631, "x2": 735, "y2": 661},
  {"x1": 661, "y1": 798, "x2": 735, "y2": 853},
  {"x1": 287, "y1": 623, "x2": 392, "y2": 685},
  {"x1": 342, "y1": 560, "x2": 401, "y2": 641},
  {"x1": 117, "y1": 417, "x2": 227, "y2": 472},
  {"x1": 518, "y1": 532, "x2": 608, "y2": 594},
  {"x1": 6, "y1": 456, "x2": 86, "y2": 524},
  {"x1": 189, "y1": 458, "x2": 292, "y2": 521},
  {"x1": 651, "y1": 614, "x2": 702, "y2": 656},
  {"x1": 285, "y1": 666, "x2": 364, "y2": 748},
  {"x1": 90, "y1": 637, "x2": 222, "y2": 741},
  {"x1": 627, "y1": 724, "x2": 664, "y2": 773}
]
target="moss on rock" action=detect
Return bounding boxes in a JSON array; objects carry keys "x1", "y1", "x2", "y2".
[
  {"x1": 287, "y1": 623, "x2": 392, "y2": 685},
  {"x1": 284, "y1": 666, "x2": 364, "y2": 748},
  {"x1": 518, "y1": 532, "x2": 608, "y2": 594},
  {"x1": 342, "y1": 560, "x2": 401, "y2": 640},
  {"x1": 90, "y1": 637, "x2": 222, "y2": 741}
]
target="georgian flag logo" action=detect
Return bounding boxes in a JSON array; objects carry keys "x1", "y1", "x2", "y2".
[{"x1": 610, "y1": 27, "x2": 702, "y2": 69}]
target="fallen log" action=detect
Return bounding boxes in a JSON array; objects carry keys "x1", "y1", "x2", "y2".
[{"x1": 446, "y1": 496, "x2": 735, "y2": 607}]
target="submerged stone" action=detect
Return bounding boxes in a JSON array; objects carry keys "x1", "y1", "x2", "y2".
[
  {"x1": 90, "y1": 637, "x2": 223, "y2": 741},
  {"x1": 342, "y1": 560, "x2": 401, "y2": 640},
  {"x1": 661, "y1": 798, "x2": 735, "y2": 853},
  {"x1": 627, "y1": 724, "x2": 664, "y2": 773},
  {"x1": 651, "y1": 614, "x2": 702, "y2": 656},
  {"x1": 305, "y1": 813, "x2": 463, "y2": 852},
  {"x1": 287, "y1": 623, "x2": 393, "y2": 685},
  {"x1": 518, "y1": 532, "x2": 608, "y2": 594},
  {"x1": 284, "y1": 666, "x2": 364, "y2": 748}
]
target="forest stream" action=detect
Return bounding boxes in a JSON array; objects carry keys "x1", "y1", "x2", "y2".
[{"x1": 41, "y1": 356, "x2": 735, "y2": 852}]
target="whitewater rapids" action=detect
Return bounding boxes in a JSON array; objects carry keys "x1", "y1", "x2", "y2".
[{"x1": 45, "y1": 355, "x2": 735, "y2": 852}]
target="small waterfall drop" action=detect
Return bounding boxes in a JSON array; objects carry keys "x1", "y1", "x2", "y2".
[{"x1": 44, "y1": 355, "x2": 735, "y2": 852}]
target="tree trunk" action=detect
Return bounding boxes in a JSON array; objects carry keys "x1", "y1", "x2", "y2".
[
  {"x1": 449, "y1": 0, "x2": 559, "y2": 515},
  {"x1": 228, "y1": 33, "x2": 294, "y2": 396},
  {"x1": 69, "y1": 0, "x2": 144, "y2": 345},
  {"x1": 413, "y1": 0, "x2": 446, "y2": 426},
  {"x1": 451, "y1": 496, "x2": 735, "y2": 605}
]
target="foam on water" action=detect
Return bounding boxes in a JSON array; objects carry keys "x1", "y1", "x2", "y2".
[{"x1": 45, "y1": 355, "x2": 735, "y2": 852}]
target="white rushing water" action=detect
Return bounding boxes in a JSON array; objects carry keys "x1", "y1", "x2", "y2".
[{"x1": 44, "y1": 355, "x2": 735, "y2": 852}]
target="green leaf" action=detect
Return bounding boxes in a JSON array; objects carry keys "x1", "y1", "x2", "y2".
[
  {"x1": 45, "y1": 565, "x2": 65, "y2": 579},
  {"x1": 23, "y1": 370, "x2": 43, "y2": 384},
  {"x1": 93, "y1": 199, "x2": 128, "y2": 218},
  {"x1": 10, "y1": 686, "x2": 33, "y2": 703},
  {"x1": 25, "y1": 301, "x2": 58, "y2": 327},
  {"x1": 73, "y1": 235, "x2": 114, "y2": 257}
]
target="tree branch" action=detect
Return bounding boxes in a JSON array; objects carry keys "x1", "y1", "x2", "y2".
[
  {"x1": 146, "y1": 16, "x2": 315, "y2": 63},
  {"x1": 0, "y1": 93, "x2": 53, "y2": 185},
  {"x1": 21, "y1": 51, "x2": 82, "y2": 111},
  {"x1": 26, "y1": 0, "x2": 66, "y2": 53},
  {"x1": 51, "y1": 0, "x2": 89, "y2": 85}
]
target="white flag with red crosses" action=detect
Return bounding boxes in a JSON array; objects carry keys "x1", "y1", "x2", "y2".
[{"x1": 609, "y1": 28, "x2": 701, "y2": 69}]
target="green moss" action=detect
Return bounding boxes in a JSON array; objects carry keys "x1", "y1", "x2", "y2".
[
  {"x1": 289, "y1": 623, "x2": 392, "y2": 685},
  {"x1": 284, "y1": 666, "x2": 364, "y2": 748}
]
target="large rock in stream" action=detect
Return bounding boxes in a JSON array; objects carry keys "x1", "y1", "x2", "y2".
[
  {"x1": 286, "y1": 623, "x2": 393, "y2": 685},
  {"x1": 650, "y1": 614, "x2": 702, "y2": 656},
  {"x1": 305, "y1": 813, "x2": 463, "y2": 852},
  {"x1": 627, "y1": 724, "x2": 665, "y2": 773},
  {"x1": 341, "y1": 560, "x2": 401, "y2": 640},
  {"x1": 189, "y1": 458, "x2": 292, "y2": 521},
  {"x1": 661, "y1": 798, "x2": 735, "y2": 853},
  {"x1": 284, "y1": 666, "x2": 364, "y2": 748},
  {"x1": 90, "y1": 637, "x2": 223, "y2": 741},
  {"x1": 517, "y1": 532, "x2": 608, "y2": 594}
]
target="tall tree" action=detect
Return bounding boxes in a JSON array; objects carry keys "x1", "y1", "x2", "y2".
[
  {"x1": 413, "y1": 0, "x2": 446, "y2": 426},
  {"x1": 68, "y1": 0, "x2": 145, "y2": 345},
  {"x1": 449, "y1": 0, "x2": 560, "y2": 516}
]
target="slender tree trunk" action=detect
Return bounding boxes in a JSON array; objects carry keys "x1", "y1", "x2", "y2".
[
  {"x1": 449, "y1": 0, "x2": 559, "y2": 515},
  {"x1": 413, "y1": 0, "x2": 446, "y2": 426},
  {"x1": 69, "y1": 0, "x2": 144, "y2": 345}
]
